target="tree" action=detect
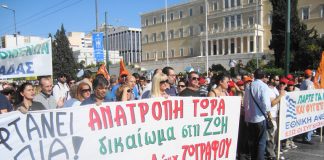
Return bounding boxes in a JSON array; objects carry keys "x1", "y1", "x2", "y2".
[
  {"x1": 269, "y1": 0, "x2": 322, "y2": 71},
  {"x1": 52, "y1": 24, "x2": 78, "y2": 79}
]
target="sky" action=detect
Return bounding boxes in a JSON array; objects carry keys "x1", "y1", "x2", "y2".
[{"x1": 0, "y1": 0, "x2": 188, "y2": 37}]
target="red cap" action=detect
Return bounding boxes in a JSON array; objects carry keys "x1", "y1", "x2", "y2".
[
  {"x1": 228, "y1": 81, "x2": 235, "y2": 88},
  {"x1": 199, "y1": 77, "x2": 206, "y2": 85},
  {"x1": 286, "y1": 74, "x2": 293, "y2": 80},
  {"x1": 304, "y1": 69, "x2": 312, "y2": 76},
  {"x1": 287, "y1": 80, "x2": 295, "y2": 86},
  {"x1": 280, "y1": 78, "x2": 289, "y2": 84},
  {"x1": 236, "y1": 80, "x2": 244, "y2": 86}
]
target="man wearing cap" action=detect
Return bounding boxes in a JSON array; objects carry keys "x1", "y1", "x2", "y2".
[
  {"x1": 300, "y1": 69, "x2": 315, "y2": 144},
  {"x1": 244, "y1": 69, "x2": 271, "y2": 160}
]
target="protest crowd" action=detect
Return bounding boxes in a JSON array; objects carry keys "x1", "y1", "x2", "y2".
[{"x1": 0, "y1": 61, "x2": 323, "y2": 160}]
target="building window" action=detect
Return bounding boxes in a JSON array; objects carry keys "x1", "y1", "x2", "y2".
[
  {"x1": 189, "y1": 8, "x2": 193, "y2": 16},
  {"x1": 170, "y1": 13, "x2": 174, "y2": 20},
  {"x1": 237, "y1": 14, "x2": 242, "y2": 27},
  {"x1": 249, "y1": 0, "x2": 254, "y2": 4},
  {"x1": 248, "y1": 16, "x2": 254, "y2": 25},
  {"x1": 250, "y1": 36, "x2": 254, "y2": 52},
  {"x1": 180, "y1": 48, "x2": 184, "y2": 56},
  {"x1": 160, "y1": 32, "x2": 165, "y2": 41},
  {"x1": 302, "y1": 7, "x2": 310, "y2": 20},
  {"x1": 171, "y1": 49, "x2": 175, "y2": 57},
  {"x1": 231, "y1": 39, "x2": 235, "y2": 53},
  {"x1": 213, "y1": 23, "x2": 219, "y2": 31},
  {"x1": 146, "y1": 53, "x2": 150, "y2": 60},
  {"x1": 213, "y1": 1, "x2": 218, "y2": 10},
  {"x1": 162, "y1": 51, "x2": 166, "y2": 59},
  {"x1": 145, "y1": 19, "x2": 148, "y2": 26},
  {"x1": 189, "y1": 48, "x2": 194, "y2": 56},
  {"x1": 231, "y1": 0, "x2": 235, "y2": 7},
  {"x1": 199, "y1": 24, "x2": 204, "y2": 32},
  {"x1": 169, "y1": 30, "x2": 174, "y2": 39},
  {"x1": 225, "y1": 17, "x2": 229, "y2": 29},
  {"x1": 237, "y1": 0, "x2": 241, "y2": 6},
  {"x1": 144, "y1": 35, "x2": 148, "y2": 43},
  {"x1": 179, "y1": 28, "x2": 183, "y2": 38},
  {"x1": 161, "y1": 14, "x2": 165, "y2": 22},
  {"x1": 153, "y1": 17, "x2": 156, "y2": 24},
  {"x1": 225, "y1": 0, "x2": 229, "y2": 9},
  {"x1": 200, "y1": 6, "x2": 204, "y2": 14},
  {"x1": 321, "y1": 5, "x2": 324, "y2": 18},
  {"x1": 152, "y1": 33, "x2": 156, "y2": 42},
  {"x1": 155, "y1": 52, "x2": 158, "y2": 61},
  {"x1": 268, "y1": 14, "x2": 272, "y2": 25},
  {"x1": 179, "y1": 10, "x2": 183, "y2": 19},
  {"x1": 231, "y1": 15, "x2": 235, "y2": 28},
  {"x1": 189, "y1": 26, "x2": 194, "y2": 36}
]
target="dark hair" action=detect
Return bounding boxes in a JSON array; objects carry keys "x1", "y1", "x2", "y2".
[
  {"x1": 15, "y1": 82, "x2": 33, "y2": 105},
  {"x1": 132, "y1": 73, "x2": 140, "y2": 79},
  {"x1": 208, "y1": 73, "x2": 229, "y2": 92},
  {"x1": 162, "y1": 67, "x2": 174, "y2": 76},
  {"x1": 139, "y1": 76, "x2": 146, "y2": 81},
  {"x1": 153, "y1": 69, "x2": 161, "y2": 77},
  {"x1": 254, "y1": 69, "x2": 266, "y2": 79},
  {"x1": 83, "y1": 70, "x2": 92, "y2": 79},
  {"x1": 38, "y1": 76, "x2": 51, "y2": 86},
  {"x1": 93, "y1": 74, "x2": 109, "y2": 89},
  {"x1": 188, "y1": 71, "x2": 198, "y2": 79}
]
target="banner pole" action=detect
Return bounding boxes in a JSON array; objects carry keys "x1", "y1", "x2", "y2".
[
  {"x1": 320, "y1": 127, "x2": 323, "y2": 142},
  {"x1": 277, "y1": 115, "x2": 281, "y2": 160}
]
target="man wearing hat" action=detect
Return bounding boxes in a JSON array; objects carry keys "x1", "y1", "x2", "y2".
[
  {"x1": 300, "y1": 69, "x2": 315, "y2": 144},
  {"x1": 53, "y1": 73, "x2": 70, "y2": 106}
]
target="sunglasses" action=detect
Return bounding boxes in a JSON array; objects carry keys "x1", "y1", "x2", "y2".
[
  {"x1": 275, "y1": 79, "x2": 280, "y2": 81},
  {"x1": 160, "y1": 80, "x2": 169, "y2": 84},
  {"x1": 191, "y1": 77, "x2": 199, "y2": 81},
  {"x1": 81, "y1": 89, "x2": 91, "y2": 93},
  {"x1": 127, "y1": 89, "x2": 133, "y2": 93},
  {"x1": 178, "y1": 85, "x2": 186, "y2": 88}
]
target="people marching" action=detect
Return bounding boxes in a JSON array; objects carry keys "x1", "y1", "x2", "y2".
[{"x1": 0, "y1": 62, "x2": 322, "y2": 160}]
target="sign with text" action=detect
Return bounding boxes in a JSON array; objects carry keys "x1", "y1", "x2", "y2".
[
  {"x1": 0, "y1": 97, "x2": 241, "y2": 160},
  {"x1": 92, "y1": 32, "x2": 104, "y2": 62},
  {"x1": 0, "y1": 38, "x2": 52, "y2": 78},
  {"x1": 279, "y1": 89, "x2": 324, "y2": 140}
]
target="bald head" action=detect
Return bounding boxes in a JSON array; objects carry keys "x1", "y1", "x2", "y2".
[{"x1": 126, "y1": 75, "x2": 136, "y2": 88}]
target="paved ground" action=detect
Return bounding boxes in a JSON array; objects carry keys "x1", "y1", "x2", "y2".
[{"x1": 282, "y1": 136, "x2": 324, "y2": 160}]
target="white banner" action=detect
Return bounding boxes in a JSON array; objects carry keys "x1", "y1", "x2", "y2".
[
  {"x1": 279, "y1": 89, "x2": 324, "y2": 140},
  {"x1": 0, "y1": 38, "x2": 52, "y2": 79},
  {"x1": 0, "y1": 97, "x2": 241, "y2": 160}
]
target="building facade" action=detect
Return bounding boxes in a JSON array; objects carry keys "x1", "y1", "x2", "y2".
[
  {"x1": 298, "y1": 0, "x2": 324, "y2": 38},
  {"x1": 100, "y1": 25, "x2": 142, "y2": 65},
  {"x1": 141, "y1": 0, "x2": 273, "y2": 62},
  {"x1": 0, "y1": 34, "x2": 46, "y2": 48}
]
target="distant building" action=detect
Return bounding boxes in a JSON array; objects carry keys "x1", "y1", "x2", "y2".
[
  {"x1": 298, "y1": 0, "x2": 324, "y2": 38},
  {"x1": 1, "y1": 34, "x2": 46, "y2": 48},
  {"x1": 141, "y1": 0, "x2": 273, "y2": 62},
  {"x1": 67, "y1": 31, "x2": 122, "y2": 66},
  {"x1": 98, "y1": 25, "x2": 142, "y2": 65}
]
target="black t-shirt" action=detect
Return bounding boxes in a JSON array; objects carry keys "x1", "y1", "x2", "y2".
[
  {"x1": 17, "y1": 101, "x2": 46, "y2": 112},
  {"x1": 0, "y1": 93, "x2": 13, "y2": 114},
  {"x1": 179, "y1": 88, "x2": 201, "y2": 97}
]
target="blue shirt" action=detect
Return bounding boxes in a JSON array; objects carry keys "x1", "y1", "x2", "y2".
[
  {"x1": 244, "y1": 79, "x2": 271, "y2": 123},
  {"x1": 81, "y1": 94, "x2": 111, "y2": 106},
  {"x1": 107, "y1": 83, "x2": 140, "y2": 101},
  {"x1": 0, "y1": 93, "x2": 13, "y2": 113},
  {"x1": 166, "y1": 85, "x2": 177, "y2": 96}
]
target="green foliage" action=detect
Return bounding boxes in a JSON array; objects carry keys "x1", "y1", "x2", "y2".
[
  {"x1": 52, "y1": 24, "x2": 78, "y2": 79},
  {"x1": 85, "y1": 64, "x2": 96, "y2": 69},
  {"x1": 211, "y1": 64, "x2": 226, "y2": 74},
  {"x1": 244, "y1": 57, "x2": 266, "y2": 73},
  {"x1": 263, "y1": 68, "x2": 284, "y2": 76}
]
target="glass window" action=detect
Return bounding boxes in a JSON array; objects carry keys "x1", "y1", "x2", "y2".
[
  {"x1": 179, "y1": 28, "x2": 183, "y2": 38},
  {"x1": 302, "y1": 7, "x2": 310, "y2": 20},
  {"x1": 200, "y1": 6, "x2": 204, "y2": 14},
  {"x1": 213, "y1": 1, "x2": 218, "y2": 10},
  {"x1": 170, "y1": 13, "x2": 174, "y2": 20},
  {"x1": 225, "y1": 0, "x2": 229, "y2": 8},
  {"x1": 189, "y1": 26, "x2": 194, "y2": 36},
  {"x1": 162, "y1": 51, "x2": 166, "y2": 58},
  {"x1": 161, "y1": 14, "x2": 165, "y2": 22},
  {"x1": 160, "y1": 32, "x2": 165, "y2": 41},
  {"x1": 231, "y1": 0, "x2": 235, "y2": 7},
  {"x1": 189, "y1": 8, "x2": 193, "y2": 16},
  {"x1": 171, "y1": 49, "x2": 175, "y2": 57},
  {"x1": 145, "y1": 19, "x2": 148, "y2": 26},
  {"x1": 146, "y1": 53, "x2": 149, "y2": 60},
  {"x1": 199, "y1": 24, "x2": 204, "y2": 32},
  {"x1": 180, "y1": 48, "x2": 184, "y2": 56},
  {"x1": 268, "y1": 14, "x2": 272, "y2": 25},
  {"x1": 237, "y1": 14, "x2": 241, "y2": 27},
  {"x1": 237, "y1": 0, "x2": 241, "y2": 6},
  {"x1": 189, "y1": 48, "x2": 194, "y2": 56},
  {"x1": 152, "y1": 33, "x2": 156, "y2": 42},
  {"x1": 179, "y1": 10, "x2": 183, "y2": 19},
  {"x1": 144, "y1": 35, "x2": 148, "y2": 43},
  {"x1": 153, "y1": 17, "x2": 156, "y2": 24},
  {"x1": 321, "y1": 5, "x2": 324, "y2": 18},
  {"x1": 249, "y1": 0, "x2": 254, "y2": 4},
  {"x1": 231, "y1": 15, "x2": 235, "y2": 28},
  {"x1": 213, "y1": 23, "x2": 218, "y2": 31},
  {"x1": 169, "y1": 30, "x2": 174, "y2": 39},
  {"x1": 249, "y1": 16, "x2": 254, "y2": 25},
  {"x1": 225, "y1": 17, "x2": 229, "y2": 28}
]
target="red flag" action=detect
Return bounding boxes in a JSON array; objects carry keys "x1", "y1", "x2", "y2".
[
  {"x1": 119, "y1": 59, "x2": 129, "y2": 76},
  {"x1": 314, "y1": 51, "x2": 324, "y2": 89},
  {"x1": 97, "y1": 64, "x2": 110, "y2": 80}
]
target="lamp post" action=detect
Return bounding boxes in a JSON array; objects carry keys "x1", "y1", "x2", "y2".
[{"x1": 1, "y1": 4, "x2": 17, "y2": 46}]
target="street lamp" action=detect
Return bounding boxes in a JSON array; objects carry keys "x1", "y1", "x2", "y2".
[{"x1": 1, "y1": 4, "x2": 17, "y2": 46}]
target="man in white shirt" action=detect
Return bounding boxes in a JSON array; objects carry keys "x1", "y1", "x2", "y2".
[{"x1": 53, "y1": 73, "x2": 70, "y2": 106}]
